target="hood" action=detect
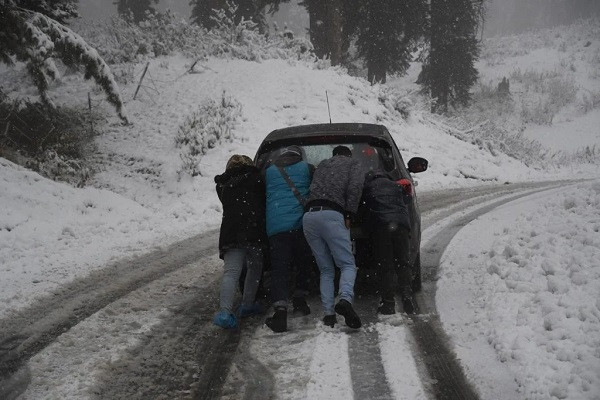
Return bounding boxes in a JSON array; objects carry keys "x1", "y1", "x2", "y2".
[{"x1": 215, "y1": 164, "x2": 258, "y2": 184}]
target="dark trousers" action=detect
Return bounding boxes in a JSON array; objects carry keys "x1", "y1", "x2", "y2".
[
  {"x1": 372, "y1": 227, "x2": 411, "y2": 302},
  {"x1": 269, "y1": 229, "x2": 314, "y2": 306}
]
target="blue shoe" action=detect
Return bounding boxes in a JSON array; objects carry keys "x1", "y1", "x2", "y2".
[
  {"x1": 238, "y1": 302, "x2": 265, "y2": 318},
  {"x1": 213, "y1": 311, "x2": 237, "y2": 329}
]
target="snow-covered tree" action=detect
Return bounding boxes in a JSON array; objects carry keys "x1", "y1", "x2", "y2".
[
  {"x1": 115, "y1": 0, "x2": 158, "y2": 24},
  {"x1": 419, "y1": 0, "x2": 481, "y2": 113},
  {"x1": 190, "y1": 0, "x2": 270, "y2": 30},
  {"x1": 0, "y1": 0, "x2": 128, "y2": 122},
  {"x1": 356, "y1": 0, "x2": 426, "y2": 84}
]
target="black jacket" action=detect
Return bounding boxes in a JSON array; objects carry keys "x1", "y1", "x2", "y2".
[
  {"x1": 215, "y1": 164, "x2": 267, "y2": 258},
  {"x1": 360, "y1": 170, "x2": 410, "y2": 234}
]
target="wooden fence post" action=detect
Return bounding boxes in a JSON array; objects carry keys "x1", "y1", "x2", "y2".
[{"x1": 133, "y1": 62, "x2": 150, "y2": 100}]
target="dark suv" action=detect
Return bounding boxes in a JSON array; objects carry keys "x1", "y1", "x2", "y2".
[{"x1": 255, "y1": 123, "x2": 428, "y2": 291}]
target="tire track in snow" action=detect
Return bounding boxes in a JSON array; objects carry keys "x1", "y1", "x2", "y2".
[{"x1": 0, "y1": 229, "x2": 219, "y2": 398}]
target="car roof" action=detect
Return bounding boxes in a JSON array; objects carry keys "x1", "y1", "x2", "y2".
[{"x1": 263, "y1": 123, "x2": 389, "y2": 142}]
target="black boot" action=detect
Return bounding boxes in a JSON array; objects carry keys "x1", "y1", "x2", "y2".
[
  {"x1": 334, "y1": 299, "x2": 362, "y2": 329},
  {"x1": 377, "y1": 299, "x2": 396, "y2": 315},
  {"x1": 400, "y1": 287, "x2": 417, "y2": 314},
  {"x1": 265, "y1": 306, "x2": 287, "y2": 332},
  {"x1": 323, "y1": 314, "x2": 337, "y2": 328},
  {"x1": 292, "y1": 297, "x2": 311, "y2": 316}
]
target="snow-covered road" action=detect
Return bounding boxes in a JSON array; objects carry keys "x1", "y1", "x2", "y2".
[{"x1": 4, "y1": 180, "x2": 590, "y2": 400}]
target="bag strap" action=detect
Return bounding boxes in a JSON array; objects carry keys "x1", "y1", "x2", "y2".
[{"x1": 276, "y1": 165, "x2": 306, "y2": 207}]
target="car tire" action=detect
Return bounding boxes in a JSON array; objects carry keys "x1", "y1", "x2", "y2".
[{"x1": 411, "y1": 252, "x2": 422, "y2": 292}]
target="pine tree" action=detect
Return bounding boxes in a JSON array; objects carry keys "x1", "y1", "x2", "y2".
[
  {"x1": 356, "y1": 0, "x2": 426, "y2": 84},
  {"x1": 115, "y1": 0, "x2": 158, "y2": 23},
  {"x1": 300, "y1": 0, "x2": 357, "y2": 65},
  {"x1": 0, "y1": 0, "x2": 128, "y2": 122},
  {"x1": 190, "y1": 0, "x2": 224, "y2": 29},
  {"x1": 420, "y1": 0, "x2": 481, "y2": 113},
  {"x1": 190, "y1": 0, "x2": 273, "y2": 30}
]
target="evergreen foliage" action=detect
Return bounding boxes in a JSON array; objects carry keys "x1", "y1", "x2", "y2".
[
  {"x1": 190, "y1": 0, "x2": 278, "y2": 30},
  {"x1": 420, "y1": 0, "x2": 482, "y2": 113},
  {"x1": 0, "y1": 0, "x2": 128, "y2": 122},
  {"x1": 300, "y1": 0, "x2": 358, "y2": 65},
  {"x1": 355, "y1": 0, "x2": 426, "y2": 84},
  {"x1": 115, "y1": 0, "x2": 158, "y2": 24}
]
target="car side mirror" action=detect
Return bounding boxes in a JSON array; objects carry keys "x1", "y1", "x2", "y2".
[{"x1": 407, "y1": 157, "x2": 428, "y2": 173}]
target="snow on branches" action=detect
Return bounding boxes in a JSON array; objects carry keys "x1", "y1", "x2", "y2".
[{"x1": 0, "y1": 1, "x2": 129, "y2": 123}]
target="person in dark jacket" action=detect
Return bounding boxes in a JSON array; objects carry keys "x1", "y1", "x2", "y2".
[
  {"x1": 361, "y1": 169, "x2": 416, "y2": 314},
  {"x1": 264, "y1": 146, "x2": 315, "y2": 333},
  {"x1": 213, "y1": 154, "x2": 267, "y2": 329},
  {"x1": 303, "y1": 145, "x2": 364, "y2": 329}
]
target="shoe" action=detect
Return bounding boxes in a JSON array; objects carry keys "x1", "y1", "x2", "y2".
[
  {"x1": 334, "y1": 299, "x2": 362, "y2": 329},
  {"x1": 238, "y1": 302, "x2": 265, "y2": 318},
  {"x1": 265, "y1": 306, "x2": 287, "y2": 332},
  {"x1": 378, "y1": 299, "x2": 396, "y2": 315},
  {"x1": 213, "y1": 311, "x2": 237, "y2": 329},
  {"x1": 323, "y1": 314, "x2": 337, "y2": 328},
  {"x1": 292, "y1": 297, "x2": 311, "y2": 316},
  {"x1": 400, "y1": 287, "x2": 417, "y2": 314}
]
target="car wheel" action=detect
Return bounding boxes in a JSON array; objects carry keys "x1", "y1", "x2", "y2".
[{"x1": 411, "y1": 252, "x2": 422, "y2": 292}]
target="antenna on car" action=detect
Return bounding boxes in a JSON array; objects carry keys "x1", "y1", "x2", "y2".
[{"x1": 326, "y1": 91, "x2": 332, "y2": 124}]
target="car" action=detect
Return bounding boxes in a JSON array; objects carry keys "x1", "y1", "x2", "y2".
[{"x1": 254, "y1": 123, "x2": 428, "y2": 292}]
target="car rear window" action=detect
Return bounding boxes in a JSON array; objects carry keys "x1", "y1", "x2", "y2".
[{"x1": 257, "y1": 141, "x2": 395, "y2": 172}]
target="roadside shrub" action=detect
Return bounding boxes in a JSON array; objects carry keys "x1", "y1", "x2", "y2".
[
  {"x1": 175, "y1": 92, "x2": 242, "y2": 177},
  {"x1": 0, "y1": 98, "x2": 96, "y2": 186},
  {"x1": 74, "y1": 12, "x2": 206, "y2": 65},
  {"x1": 579, "y1": 90, "x2": 600, "y2": 113},
  {"x1": 511, "y1": 69, "x2": 578, "y2": 125},
  {"x1": 75, "y1": 4, "x2": 313, "y2": 67},
  {"x1": 470, "y1": 81, "x2": 515, "y2": 118}
]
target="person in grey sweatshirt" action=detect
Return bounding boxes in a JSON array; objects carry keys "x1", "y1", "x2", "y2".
[{"x1": 302, "y1": 145, "x2": 364, "y2": 329}]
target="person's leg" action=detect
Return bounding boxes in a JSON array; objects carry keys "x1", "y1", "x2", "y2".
[
  {"x1": 393, "y1": 228, "x2": 417, "y2": 314},
  {"x1": 317, "y1": 210, "x2": 361, "y2": 328},
  {"x1": 266, "y1": 233, "x2": 291, "y2": 332},
  {"x1": 214, "y1": 248, "x2": 244, "y2": 328},
  {"x1": 393, "y1": 228, "x2": 412, "y2": 288},
  {"x1": 269, "y1": 233, "x2": 291, "y2": 308},
  {"x1": 373, "y1": 230, "x2": 396, "y2": 303},
  {"x1": 319, "y1": 211, "x2": 357, "y2": 305},
  {"x1": 219, "y1": 248, "x2": 245, "y2": 313},
  {"x1": 239, "y1": 246, "x2": 265, "y2": 316},
  {"x1": 291, "y1": 230, "x2": 313, "y2": 298},
  {"x1": 303, "y1": 212, "x2": 337, "y2": 317}
]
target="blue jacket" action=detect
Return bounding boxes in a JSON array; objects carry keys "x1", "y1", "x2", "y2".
[{"x1": 265, "y1": 160, "x2": 312, "y2": 237}]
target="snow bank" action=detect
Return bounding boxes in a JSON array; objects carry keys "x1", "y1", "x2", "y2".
[{"x1": 437, "y1": 181, "x2": 600, "y2": 399}]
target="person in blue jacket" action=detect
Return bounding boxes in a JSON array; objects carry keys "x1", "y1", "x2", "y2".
[{"x1": 264, "y1": 145, "x2": 315, "y2": 332}]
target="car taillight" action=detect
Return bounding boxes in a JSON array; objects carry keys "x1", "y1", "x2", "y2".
[{"x1": 396, "y1": 178, "x2": 413, "y2": 196}]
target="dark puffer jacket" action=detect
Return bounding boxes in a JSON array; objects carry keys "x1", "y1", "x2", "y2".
[
  {"x1": 306, "y1": 155, "x2": 364, "y2": 216},
  {"x1": 215, "y1": 164, "x2": 267, "y2": 258},
  {"x1": 360, "y1": 170, "x2": 410, "y2": 234}
]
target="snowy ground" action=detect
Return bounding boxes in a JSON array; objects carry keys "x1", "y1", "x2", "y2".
[
  {"x1": 1, "y1": 20, "x2": 600, "y2": 400},
  {"x1": 437, "y1": 181, "x2": 600, "y2": 399}
]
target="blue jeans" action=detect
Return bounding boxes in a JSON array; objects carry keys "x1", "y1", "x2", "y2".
[
  {"x1": 220, "y1": 246, "x2": 263, "y2": 313},
  {"x1": 303, "y1": 210, "x2": 357, "y2": 316}
]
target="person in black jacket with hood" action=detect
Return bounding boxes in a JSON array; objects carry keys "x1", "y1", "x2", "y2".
[
  {"x1": 213, "y1": 154, "x2": 268, "y2": 329},
  {"x1": 361, "y1": 169, "x2": 417, "y2": 314}
]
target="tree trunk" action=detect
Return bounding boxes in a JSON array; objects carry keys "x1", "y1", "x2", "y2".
[
  {"x1": 305, "y1": 0, "x2": 328, "y2": 59},
  {"x1": 327, "y1": 0, "x2": 343, "y2": 65}
]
